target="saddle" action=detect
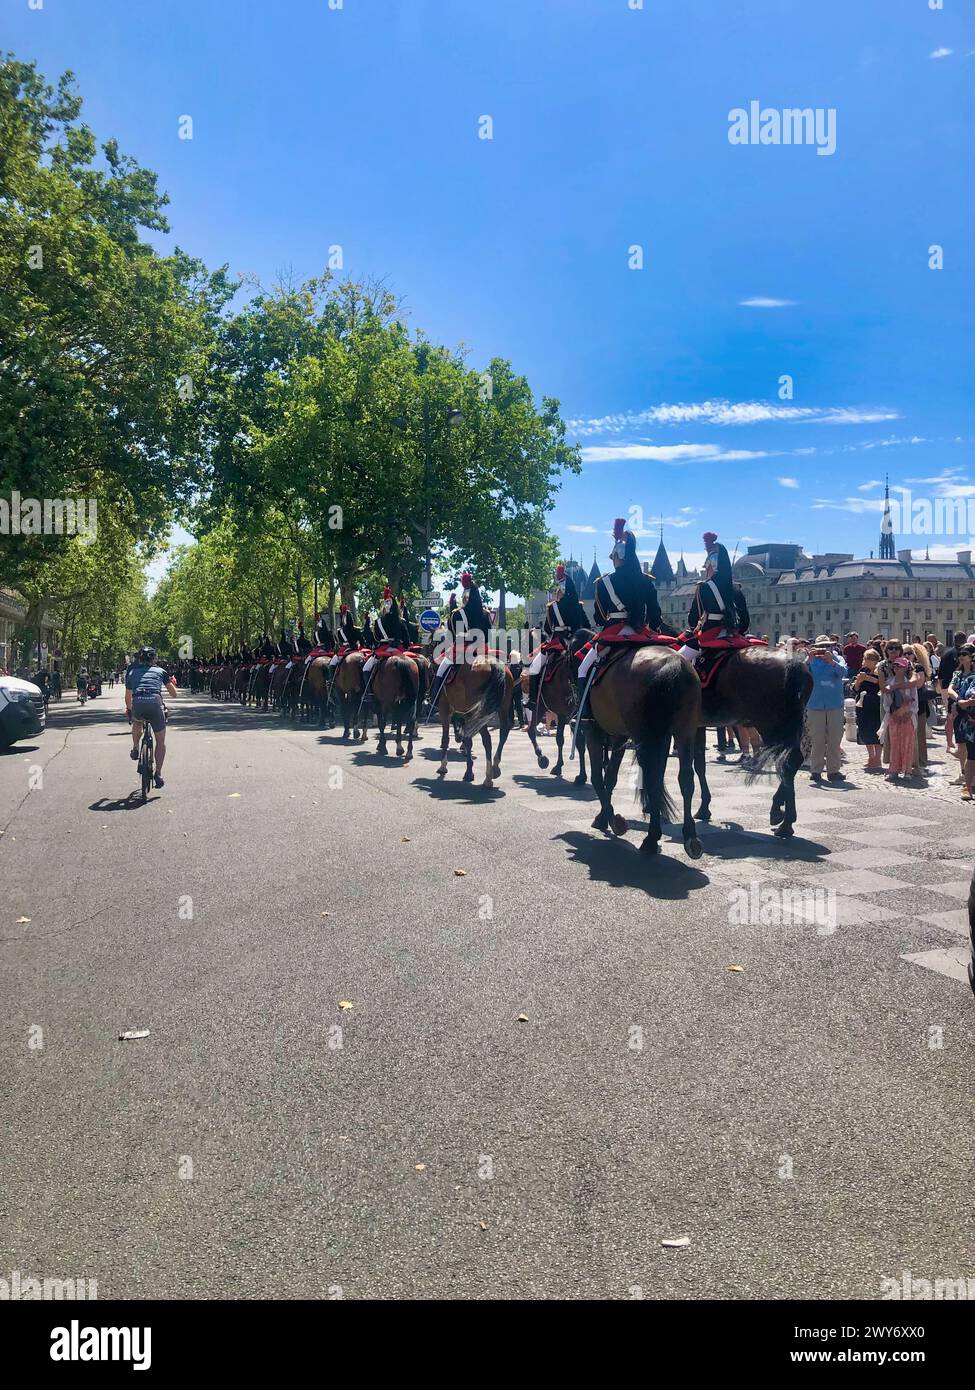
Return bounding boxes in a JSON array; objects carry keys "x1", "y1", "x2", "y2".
[{"x1": 691, "y1": 636, "x2": 768, "y2": 690}]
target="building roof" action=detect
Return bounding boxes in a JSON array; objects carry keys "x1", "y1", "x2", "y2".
[{"x1": 651, "y1": 538, "x2": 675, "y2": 584}]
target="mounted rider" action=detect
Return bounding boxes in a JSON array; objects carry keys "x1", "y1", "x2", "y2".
[
  {"x1": 314, "y1": 612, "x2": 335, "y2": 651},
  {"x1": 678, "y1": 531, "x2": 751, "y2": 665},
  {"x1": 295, "y1": 621, "x2": 312, "y2": 655},
  {"x1": 364, "y1": 587, "x2": 411, "y2": 673},
  {"x1": 433, "y1": 571, "x2": 492, "y2": 692},
  {"x1": 527, "y1": 562, "x2": 588, "y2": 725},
  {"x1": 576, "y1": 517, "x2": 664, "y2": 688},
  {"x1": 328, "y1": 605, "x2": 360, "y2": 669}
]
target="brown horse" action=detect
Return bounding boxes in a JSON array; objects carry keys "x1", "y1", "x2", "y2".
[
  {"x1": 523, "y1": 641, "x2": 588, "y2": 783},
  {"x1": 333, "y1": 652, "x2": 368, "y2": 740},
  {"x1": 436, "y1": 657, "x2": 513, "y2": 788},
  {"x1": 584, "y1": 643, "x2": 703, "y2": 857},
  {"x1": 691, "y1": 648, "x2": 812, "y2": 837},
  {"x1": 302, "y1": 656, "x2": 334, "y2": 726},
  {"x1": 371, "y1": 654, "x2": 422, "y2": 760}
]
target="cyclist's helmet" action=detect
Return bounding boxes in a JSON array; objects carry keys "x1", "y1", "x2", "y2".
[{"x1": 137, "y1": 647, "x2": 157, "y2": 663}]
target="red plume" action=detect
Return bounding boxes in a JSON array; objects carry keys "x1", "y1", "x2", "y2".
[
  {"x1": 613, "y1": 517, "x2": 627, "y2": 541},
  {"x1": 383, "y1": 585, "x2": 392, "y2": 600},
  {"x1": 703, "y1": 531, "x2": 718, "y2": 545},
  {"x1": 461, "y1": 571, "x2": 473, "y2": 587},
  {"x1": 555, "y1": 563, "x2": 566, "y2": 581},
  {"x1": 340, "y1": 604, "x2": 349, "y2": 614}
]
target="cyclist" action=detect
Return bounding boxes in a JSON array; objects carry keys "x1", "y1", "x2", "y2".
[
  {"x1": 76, "y1": 666, "x2": 89, "y2": 701},
  {"x1": 124, "y1": 647, "x2": 178, "y2": 788}
]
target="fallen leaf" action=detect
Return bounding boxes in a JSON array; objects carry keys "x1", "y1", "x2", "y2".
[
  {"x1": 454, "y1": 868, "x2": 467, "y2": 876},
  {"x1": 479, "y1": 1220, "x2": 489, "y2": 1230},
  {"x1": 321, "y1": 912, "x2": 331, "y2": 918},
  {"x1": 517, "y1": 1013, "x2": 529, "y2": 1023},
  {"x1": 228, "y1": 793, "x2": 241, "y2": 798},
  {"x1": 338, "y1": 1000, "x2": 354, "y2": 1010},
  {"x1": 15, "y1": 916, "x2": 30, "y2": 924},
  {"x1": 662, "y1": 1236, "x2": 690, "y2": 1248},
  {"x1": 118, "y1": 1029, "x2": 150, "y2": 1041},
  {"x1": 726, "y1": 964, "x2": 744, "y2": 973},
  {"x1": 402, "y1": 836, "x2": 411, "y2": 842},
  {"x1": 415, "y1": 1163, "x2": 426, "y2": 1171}
]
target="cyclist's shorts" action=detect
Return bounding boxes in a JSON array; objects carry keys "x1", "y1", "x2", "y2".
[{"x1": 131, "y1": 695, "x2": 166, "y2": 732}]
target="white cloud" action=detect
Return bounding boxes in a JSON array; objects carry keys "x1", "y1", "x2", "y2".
[
  {"x1": 567, "y1": 399, "x2": 899, "y2": 436},
  {"x1": 858, "y1": 479, "x2": 884, "y2": 491},
  {"x1": 811, "y1": 496, "x2": 886, "y2": 514},
  {"x1": 930, "y1": 47, "x2": 953, "y2": 59},
  {"x1": 777, "y1": 477, "x2": 800, "y2": 489},
  {"x1": 739, "y1": 297, "x2": 797, "y2": 308},
  {"x1": 579, "y1": 443, "x2": 769, "y2": 465},
  {"x1": 565, "y1": 524, "x2": 598, "y2": 533}
]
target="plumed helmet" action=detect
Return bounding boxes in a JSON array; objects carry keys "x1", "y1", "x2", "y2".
[
  {"x1": 555, "y1": 563, "x2": 566, "y2": 583},
  {"x1": 461, "y1": 571, "x2": 473, "y2": 589},
  {"x1": 703, "y1": 531, "x2": 718, "y2": 546},
  {"x1": 611, "y1": 516, "x2": 635, "y2": 562}
]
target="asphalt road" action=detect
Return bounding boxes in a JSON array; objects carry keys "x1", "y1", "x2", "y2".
[{"x1": 1, "y1": 685, "x2": 973, "y2": 1300}]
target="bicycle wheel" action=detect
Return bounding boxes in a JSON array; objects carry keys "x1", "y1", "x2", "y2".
[{"x1": 140, "y1": 733, "x2": 152, "y2": 802}]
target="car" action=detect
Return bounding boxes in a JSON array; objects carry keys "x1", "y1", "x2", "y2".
[{"x1": 0, "y1": 674, "x2": 46, "y2": 750}]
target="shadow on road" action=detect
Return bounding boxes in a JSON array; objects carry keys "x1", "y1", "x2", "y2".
[
  {"x1": 556, "y1": 830, "x2": 709, "y2": 899},
  {"x1": 412, "y1": 775, "x2": 506, "y2": 803},
  {"x1": 89, "y1": 792, "x2": 158, "y2": 811},
  {"x1": 511, "y1": 771, "x2": 595, "y2": 800},
  {"x1": 675, "y1": 821, "x2": 830, "y2": 865}
]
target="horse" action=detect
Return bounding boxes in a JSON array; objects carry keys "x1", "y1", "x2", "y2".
[
  {"x1": 333, "y1": 651, "x2": 369, "y2": 740},
  {"x1": 523, "y1": 634, "x2": 588, "y2": 783},
  {"x1": 371, "y1": 653, "x2": 422, "y2": 760},
  {"x1": 583, "y1": 641, "x2": 703, "y2": 857},
  {"x1": 690, "y1": 648, "x2": 812, "y2": 837},
  {"x1": 302, "y1": 656, "x2": 334, "y2": 726},
  {"x1": 435, "y1": 656, "x2": 514, "y2": 788},
  {"x1": 251, "y1": 662, "x2": 273, "y2": 711}
]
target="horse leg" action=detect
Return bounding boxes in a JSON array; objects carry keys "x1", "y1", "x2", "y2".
[
  {"x1": 773, "y1": 743, "x2": 803, "y2": 837},
  {"x1": 635, "y1": 735, "x2": 670, "y2": 855},
  {"x1": 491, "y1": 707, "x2": 511, "y2": 779},
  {"x1": 605, "y1": 739, "x2": 629, "y2": 836},
  {"x1": 462, "y1": 737, "x2": 475, "y2": 782},
  {"x1": 586, "y1": 723, "x2": 615, "y2": 832},
  {"x1": 437, "y1": 700, "x2": 450, "y2": 777},
  {"x1": 394, "y1": 705, "x2": 404, "y2": 759},
  {"x1": 574, "y1": 722, "x2": 588, "y2": 785},
  {"x1": 480, "y1": 727, "x2": 494, "y2": 788},
  {"x1": 551, "y1": 717, "x2": 565, "y2": 777},
  {"x1": 376, "y1": 703, "x2": 388, "y2": 755},
  {"x1": 523, "y1": 711, "x2": 549, "y2": 769},
  {"x1": 693, "y1": 726, "x2": 712, "y2": 821},
  {"x1": 678, "y1": 738, "x2": 703, "y2": 858}
]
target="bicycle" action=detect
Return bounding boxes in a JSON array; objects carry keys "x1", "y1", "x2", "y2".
[
  {"x1": 135, "y1": 701, "x2": 167, "y2": 802},
  {"x1": 137, "y1": 718, "x2": 154, "y2": 801}
]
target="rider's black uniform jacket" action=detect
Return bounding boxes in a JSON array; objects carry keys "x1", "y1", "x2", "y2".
[
  {"x1": 593, "y1": 566, "x2": 662, "y2": 630},
  {"x1": 449, "y1": 585, "x2": 492, "y2": 644},
  {"x1": 543, "y1": 588, "x2": 587, "y2": 640},
  {"x1": 296, "y1": 625, "x2": 312, "y2": 655},
  {"x1": 373, "y1": 605, "x2": 409, "y2": 646}
]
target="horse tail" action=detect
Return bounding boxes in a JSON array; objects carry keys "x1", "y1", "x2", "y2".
[
  {"x1": 462, "y1": 659, "x2": 505, "y2": 738},
  {"x1": 396, "y1": 656, "x2": 419, "y2": 709},
  {"x1": 634, "y1": 739, "x2": 678, "y2": 821},
  {"x1": 633, "y1": 652, "x2": 698, "y2": 820},
  {"x1": 745, "y1": 654, "x2": 810, "y2": 784}
]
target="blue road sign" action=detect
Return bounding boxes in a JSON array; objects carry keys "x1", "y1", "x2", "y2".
[{"x1": 418, "y1": 609, "x2": 441, "y2": 632}]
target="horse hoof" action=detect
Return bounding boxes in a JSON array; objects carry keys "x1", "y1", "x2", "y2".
[
  {"x1": 694, "y1": 807, "x2": 711, "y2": 822},
  {"x1": 612, "y1": 814, "x2": 628, "y2": 837},
  {"x1": 492, "y1": 762, "x2": 502, "y2": 778},
  {"x1": 437, "y1": 766, "x2": 447, "y2": 779},
  {"x1": 591, "y1": 812, "x2": 609, "y2": 831},
  {"x1": 685, "y1": 837, "x2": 703, "y2": 859},
  {"x1": 537, "y1": 754, "x2": 549, "y2": 769},
  {"x1": 769, "y1": 805, "x2": 785, "y2": 826},
  {"x1": 574, "y1": 774, "x2": 588, "y2": 786},
  {"x1": 773, "y1": 822, "x2": 794, "y2": 838},
  {"x1": 463, "y1": 770, "x2": 475, "y2": 783},
  {"x1": 482, "y1": 777, "x2": 494, "y2": 789},
  {"x1": 639, "y1": 837, "x2": 660, "y2": 855},
  {"x1": 549, "y1": 766, "x2": 562, "y2": 778}
]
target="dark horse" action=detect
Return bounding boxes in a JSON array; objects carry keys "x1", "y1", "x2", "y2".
[
  {"x1": 523, "y1": 634, "x2": 588, "y2": 783},
  {"x1": 692, "y1": 648, "x2": 812, "y2": 838},
  {"x1": 585, "y1": 642, "x2": 703, "y2": 857}
]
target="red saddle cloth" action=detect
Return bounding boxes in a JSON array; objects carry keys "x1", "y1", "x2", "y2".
[
  {"x1": 540, "y1": 637, "x2": 567, "y2": 654},
  {"x1": 373, "y1": 643, "x2": 409, "y2": 658},
  {"x1": 305, "y1": 646, "x2": 333, "y2": 660},
  {"x1": 690, "y1": 635, "x2": 768, "y2": 689}
]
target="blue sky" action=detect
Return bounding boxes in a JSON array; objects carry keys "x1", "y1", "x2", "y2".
[{"x1": 8, "y1": 0, "x2": 975, "y2": 585}]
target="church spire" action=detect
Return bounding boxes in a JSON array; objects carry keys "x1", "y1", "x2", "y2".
[
  {"x1": 651, "y1": 529, "x2": 675, "y2": 585},
  {"x1": 879, "y1": 474, "x2": 895, "y2": 559}
]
